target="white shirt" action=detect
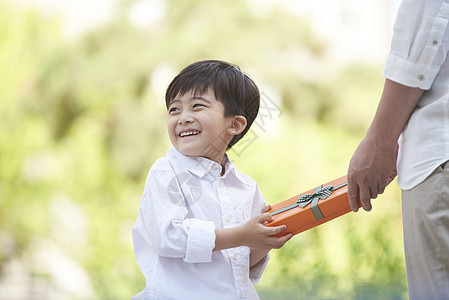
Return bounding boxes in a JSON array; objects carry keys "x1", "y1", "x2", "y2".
[
  {"x1": 132, "y1": 146, "x2": 269, "y2": 300},
  {"x1": 383, "y1": 0, "x2": 449, "y2": 190}
]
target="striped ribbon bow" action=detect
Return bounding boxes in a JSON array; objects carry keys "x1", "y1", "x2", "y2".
[{"x1": 297, "y1": 185, "x2": 333, "y2": 207}]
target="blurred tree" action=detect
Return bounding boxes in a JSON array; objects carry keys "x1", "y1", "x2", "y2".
[{"x1": 0, "y1": 0, "x2": 405, "y2": 299}]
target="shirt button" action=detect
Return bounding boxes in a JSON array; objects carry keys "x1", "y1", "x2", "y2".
[
  {"x1": 240, "y1": 292, "x2": 245, "y2": 298},
  {"x1": 212, "y1": 165, "x2": 218, "y2": 171},
  {"x1": 418, "y1": 74, "x2": 425, "y2": 81},
  {"x1": 233, "y1": 255, "x2": 238, "y2": 260},
  {"x1": 226, "y1": 216, "x2": 231, "y2": 223},
  {"x1": 218, "y1": 181, "x2": 223, "y2": 188}
]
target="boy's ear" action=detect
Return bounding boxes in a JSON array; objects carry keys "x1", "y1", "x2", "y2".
[{"x1": 227, "y1": 115, "x2": 247, "y2": 136}]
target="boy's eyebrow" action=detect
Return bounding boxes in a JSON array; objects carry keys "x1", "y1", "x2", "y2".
[
  {"x1": 192, "y1": 96, "x2": 212, "y2": 103},
  {"x1": 169, "y1": 99, "x2": 181, "y2": 106},
  {"x1": 169, "y1": 96, "x2": 212, "y2": 106}
]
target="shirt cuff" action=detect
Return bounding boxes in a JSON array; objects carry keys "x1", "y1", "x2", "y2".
[
  {"x1": 249, "y1": 253, "x2": 270, "y2": 284},
  {"x1": 382, "y1": 53, "x2": 439, "y2": 90},
  {"x1": 184, "y1": 219, "x2": 216, "y2": 263}
]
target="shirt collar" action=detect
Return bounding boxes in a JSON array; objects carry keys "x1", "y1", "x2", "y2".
[
  {"x1": 166, "y1": 146, "x2": 249, "y2": 186},
  {"x1": 222, "y1": 156, "x2": 250, "y2": 187}
]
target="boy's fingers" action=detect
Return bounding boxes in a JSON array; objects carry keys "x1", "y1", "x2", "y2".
[
  {"x1": 266, "y1": 224, "x2": 287, "y2": 235},
  {"x1": 270, "y1": 233, "x2": 293, "y2": 248},
  {"x1": 259, "y1": 212, "x2": 274, "y2": 223},
  {"x1": 278, "y1": 233, "x2": 293, "y2": 244},
  {"x1": 261, "y1": 204, "x2": 272, "y2": 213}
]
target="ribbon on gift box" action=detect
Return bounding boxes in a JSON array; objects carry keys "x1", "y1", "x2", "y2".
[{"x1": 270, "y1": 182, "x2": 348, "y2": 220}]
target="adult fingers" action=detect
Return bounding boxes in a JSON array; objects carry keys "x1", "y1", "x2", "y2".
[
  {"x1": 359, "y1": 185, "x2": 372, "y2": 212},
  {"x1": 370, "y1": 185, "x2": 379, "y2": 199},
  {"x1": 378, "y1": 182, "x2": 384, "y2": 195},
  {"x1": 347, "y1": 181, "x2": 361, "y2": 212},
  {"x1": 386, "y1": 168, "x2": 397, "y2": 185}
]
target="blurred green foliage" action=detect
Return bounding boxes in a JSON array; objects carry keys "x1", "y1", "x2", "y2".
[{"x1": 0, "y1": 0, "x2": 406, "y2": 299}]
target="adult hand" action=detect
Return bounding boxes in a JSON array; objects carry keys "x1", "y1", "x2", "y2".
[
  {"x1": 347, "y1": 137, "x2": 398, "y2": 212},
  {"x1": 347, "y1": 79, "x2": 423, "y2": 213}
]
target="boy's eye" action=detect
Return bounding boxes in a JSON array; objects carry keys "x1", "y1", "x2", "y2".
[
  {"x1": 193, "y1": 103, "x2": 204, "y2": 109},
  {"x1": 168, "y1": 107, "x2": 180, "y2": 113}
]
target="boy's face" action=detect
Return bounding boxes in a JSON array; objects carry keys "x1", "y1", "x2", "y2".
[{"x1": 167, "y1": 89, "x2": 237, "y2": 163}]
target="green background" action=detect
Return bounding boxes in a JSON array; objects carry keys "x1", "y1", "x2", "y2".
[{"x1": 0, "y1": 0, "x2": 406, "y2": 299}]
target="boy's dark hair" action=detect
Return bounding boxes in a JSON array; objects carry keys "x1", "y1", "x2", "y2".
[{"x1": 165, "y1": 60, "x2": 260, "y2": 149}]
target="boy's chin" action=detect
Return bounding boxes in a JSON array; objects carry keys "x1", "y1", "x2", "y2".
[
  {"x1": 175, "y1": 143, "x2": 227, "y2": 163},
  {"x1": 176, "y1": 146, "x2": 201, "y2": 158}
]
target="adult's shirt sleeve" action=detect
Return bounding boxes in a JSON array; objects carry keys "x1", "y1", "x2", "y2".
[
  {"x1": 135, "y1": 168, "x2": 216, "y2": 263},
  {"x1": 383, "y1": 0, "x2": 449, "y2": 89}
]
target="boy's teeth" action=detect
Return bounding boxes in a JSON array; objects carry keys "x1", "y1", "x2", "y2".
[{"x1": 180, "y1": 131, "x2": 199, "y2": 137}]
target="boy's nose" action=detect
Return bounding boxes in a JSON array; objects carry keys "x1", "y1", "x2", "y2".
[{"x1": 178, "y1": 111, "x2": 194, "y2": 125}]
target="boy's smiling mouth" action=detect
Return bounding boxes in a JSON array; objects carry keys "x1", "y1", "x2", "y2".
[{"x1": 179, "y1": 130, "x2": 201, "y2": 138}]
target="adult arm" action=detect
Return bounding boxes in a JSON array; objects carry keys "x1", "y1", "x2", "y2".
[
  {"x1": 347, "y1": 0, "x2": 449, "y2": 211},
  {"x1": 347, "y1": 79, "x2": 424, "y2": 212}
]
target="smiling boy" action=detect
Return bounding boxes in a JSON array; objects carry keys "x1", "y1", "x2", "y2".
[
  {"x1": 167, "y1": 88, "x2": 242, "y2": 167},
  {"x1": 132, "y1": 60, "x2": 292, "y2": 300}
]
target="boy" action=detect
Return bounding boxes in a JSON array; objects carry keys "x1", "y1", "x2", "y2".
[{"x1": 132, "y1": 60, "x2": 292, "y2": 299}]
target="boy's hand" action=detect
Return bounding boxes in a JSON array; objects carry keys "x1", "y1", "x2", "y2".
[
  {"x1": 242, "y1": 212, "x2": 292, "y2": 250},
  {"x1": 260, "y1": 204, "x2": 274, "y2": 225},
  {"x1": 213, "y1": 205, "x2": 292, "y2": 252},
  {"x1": 261, "y1": 204, "x2": 271, "y2": 214},
  {"x1": 247, "y1": 204, "x2": 293, "y2": 267}
]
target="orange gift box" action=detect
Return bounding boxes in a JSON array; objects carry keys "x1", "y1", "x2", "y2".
[{"x1": 267, "y1": 175, "x2": 353, "y2": 237}]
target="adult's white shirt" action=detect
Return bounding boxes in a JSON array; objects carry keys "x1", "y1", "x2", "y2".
[
  {"x1": 383, "y1": 0, "x2": 449, "y2": 190},
  {"x1": 132, "y1": 146, "x2": 268, "y2": 300}
]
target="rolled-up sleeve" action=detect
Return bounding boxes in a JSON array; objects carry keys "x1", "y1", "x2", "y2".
[
  {"x1": 383, "y1": 0, "x2": 449, "y2": 90},
  {"x1": 139, "y1": 168, "x2": 216, "y2": 263},
  {"x1": 184, "y1": 219, "x2": 215, "y2": 263}
]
